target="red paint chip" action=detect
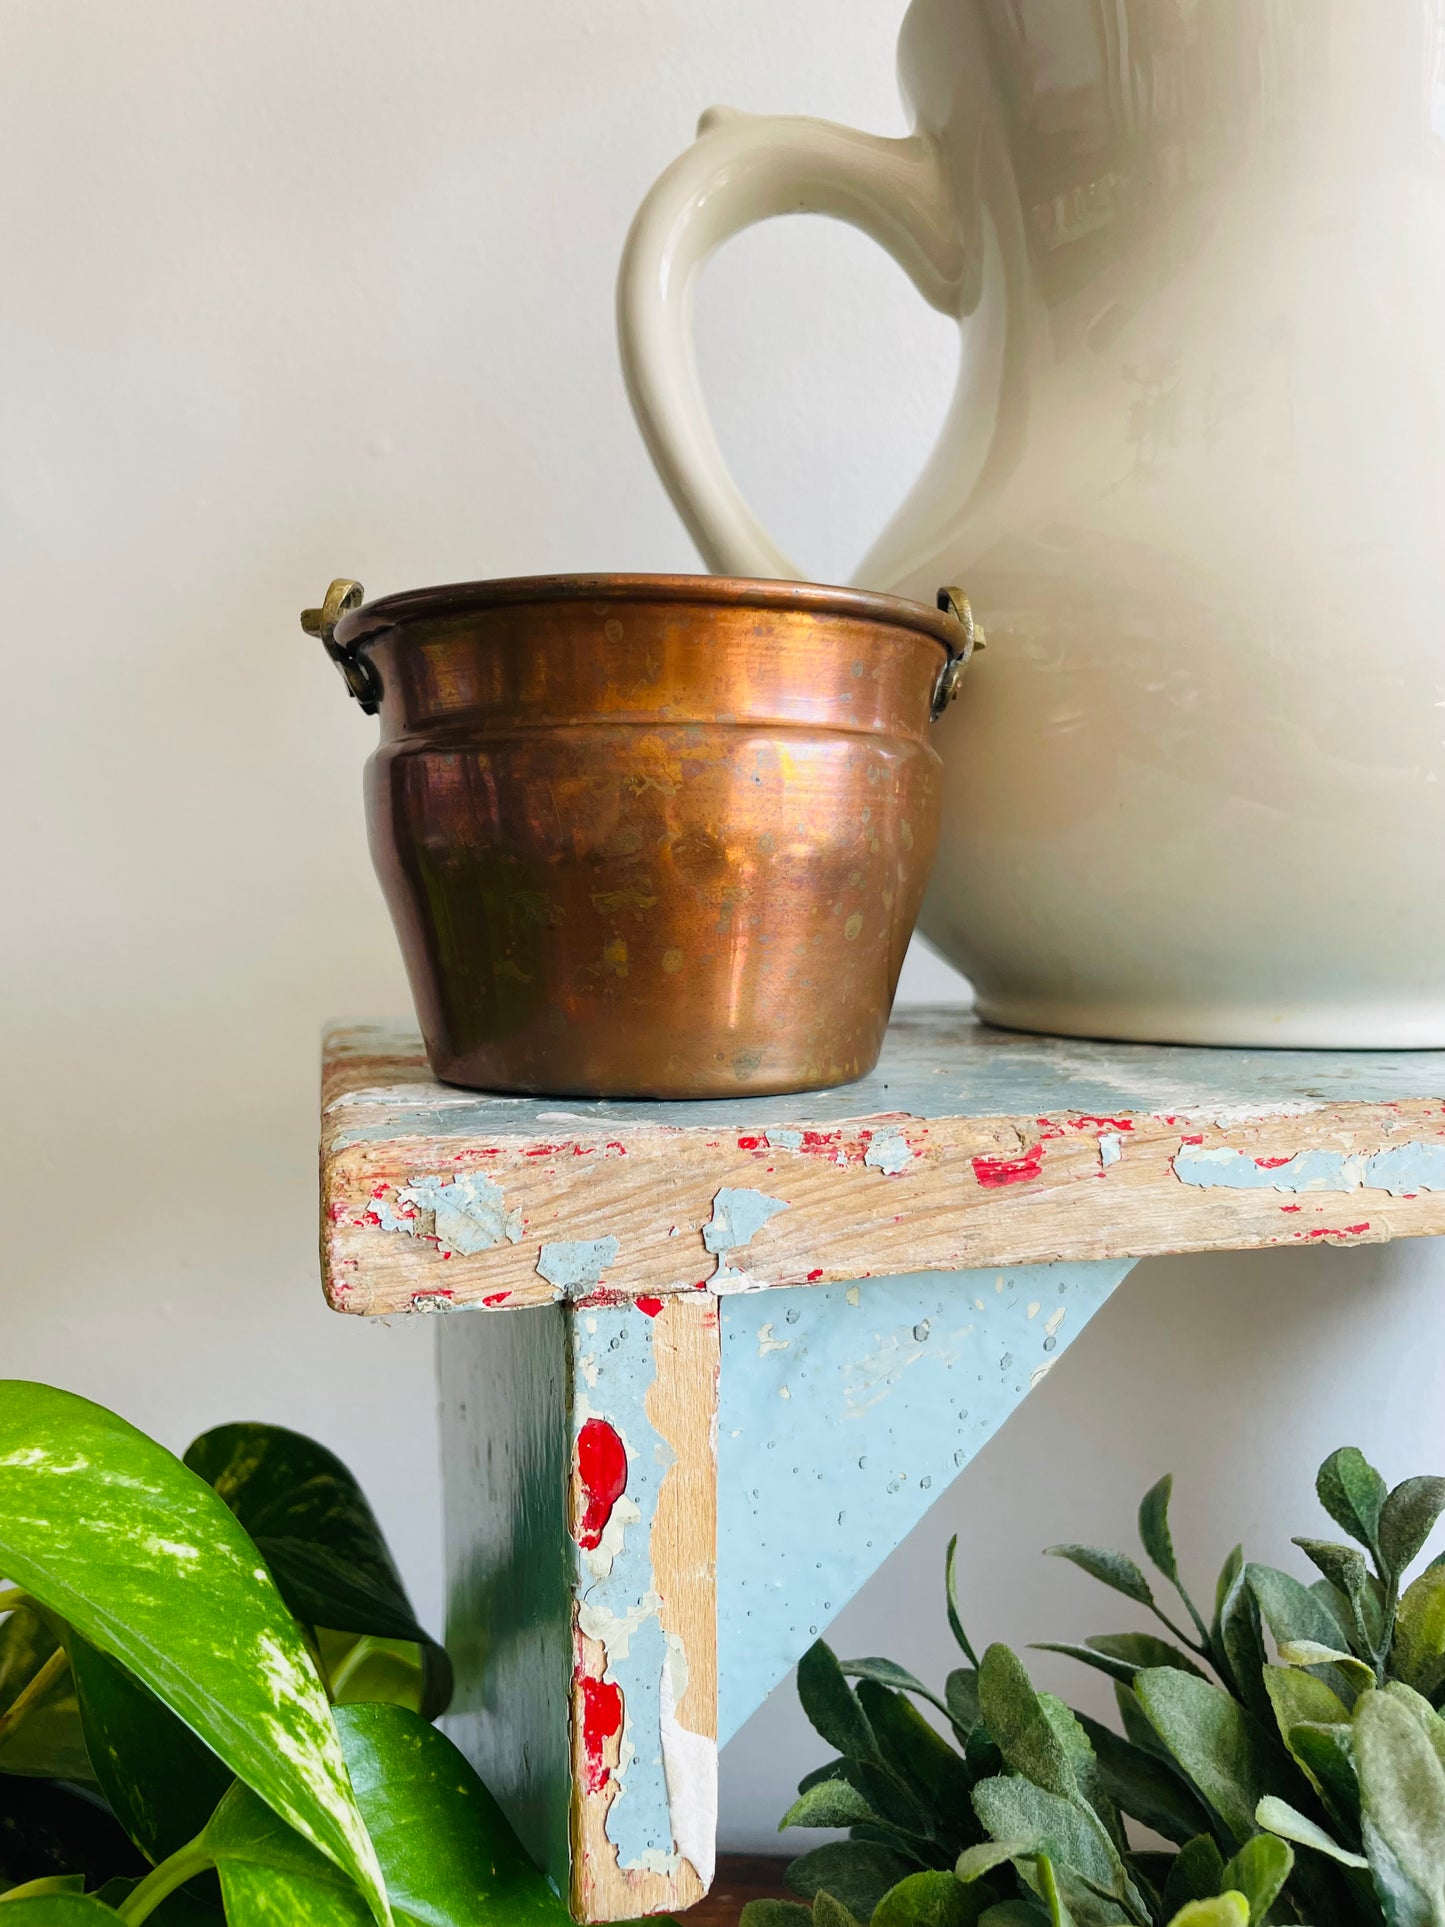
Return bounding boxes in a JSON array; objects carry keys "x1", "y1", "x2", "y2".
[
  {"x1": 576, "y1": 1673, "x2": 623, "y2": 1793},
  {"x1": 636, "y1": 1296, "x2": 663, "y2": 1318},
  {"x1": 972, "y1": 1144, "x2": 1046, "y2": 1188},
  {"x1": 575, "y1": 1417, "x2": 628, "y2": 1550}
]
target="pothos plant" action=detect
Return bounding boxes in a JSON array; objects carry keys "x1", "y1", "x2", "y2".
[
  {"x1": 0, "y1": 1380, "x2": 613, "y2": 1927},
  {"x1": 747, "y1": 1446, "x2": 1445, "y2": 1927}
]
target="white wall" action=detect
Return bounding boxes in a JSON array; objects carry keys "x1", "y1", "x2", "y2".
[{"x1": 3, "y1": 0, "x2": 1441, "y2": 1861}]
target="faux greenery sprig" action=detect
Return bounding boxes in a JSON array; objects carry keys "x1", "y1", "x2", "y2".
[
  {"x1": 0, "y1": 1380, "x2": 618, "y2": 1927},
  {"x1": 752, "y1": 1446, "x2": 1445, "y2": 1927}
]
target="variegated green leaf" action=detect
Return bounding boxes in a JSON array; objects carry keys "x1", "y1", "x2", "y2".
[
  {"x1": 0, "y1": 1901, "x2": 124, "y2": 1923},
  {"x1": 205, "y1": 1702, "x2": 626, "y2": 1927},
  {"x1": 0, "y1": 1383, "x2": 387, "y2": 1925},
  {"x1": 183, "y1": 1427, "x2": 449, "y2": 1723}
]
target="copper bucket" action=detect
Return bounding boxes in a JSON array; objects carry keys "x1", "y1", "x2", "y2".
[{"x1": 304, "y1": 573, "x2": 981, "y2": 1098}]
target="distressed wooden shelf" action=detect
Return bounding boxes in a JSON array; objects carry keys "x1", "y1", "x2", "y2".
[{"x1": 319, "y1": 1012, "x2": 1445, "y2": 1922}]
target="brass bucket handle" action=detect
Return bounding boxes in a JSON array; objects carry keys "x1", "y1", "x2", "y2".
[
  {"x1": 931, "y1": 586, "x2": 986, "y2": 720},
  {"x1": 301, "y1": 578, "x2": 380, "y2": 714}
]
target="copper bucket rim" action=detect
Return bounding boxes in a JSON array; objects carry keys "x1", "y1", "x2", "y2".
[{"x1": 333, "y1": 570, "x2": 962, "y2": 656}]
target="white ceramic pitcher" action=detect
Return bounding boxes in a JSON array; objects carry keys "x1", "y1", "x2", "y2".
[{"x1": 620, "y1": 0, "x2": 1445, "y2": 1047}]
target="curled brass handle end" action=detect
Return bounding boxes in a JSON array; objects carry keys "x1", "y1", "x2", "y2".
[
  {"x1": 301, "y1": 578, "x2": 379, "y2": 713},
  {"x1": 931, "y1": 585, "x2": 985, "y2": 719}
]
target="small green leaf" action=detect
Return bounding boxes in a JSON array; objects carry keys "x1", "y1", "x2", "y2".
[
  {"x1": 970, "y1": 1779, "x2": 1120, "y2": 1896},
  {"x1": 945, "y1": 1670, "x2": 981, "y2": 1737},
  {"x1": 781, "y1": 1782, "x2": 879, "y2": 1833},
  {"x1": 1284, "y1": 1722, "x2": 1359, "y2": 1830},
  {"x1": 1032, "y1": 1636, "x2": 1204, "y2": 1687},
  {"x1": 798, "y1": 1644, "x2": 877, "y2": 1763},
  {"x1": 1160, "y1": 1837, "x2": 1224, "y2": 1917},
  {"x1": 0, "y1": 1384, "x2": 387, "y2": 1924},
  {"x1": 945, "y1": 1539, "x2": 979, "y2": 1668},
  {"x1": 843, "y1": 1660, "x2": 939, "y2": 1701},
  {"x1": 184, "y1": 1425, "x2": 450, "y2": 1721},
  {"x1": 1112, "y1": 1683, "x2": 1168, "y2": 1761},
  {"x1": 1263, "y1": 1663, "x2": 1350, "y2": 1745},
  {"x1": 1138, "y1": 1478, "x2": 1180, "y2": 1585},
  {"x1": 1378, "y1": 1477, "x2": 1445, "y2": 1582},
  {"x1": 1215, "y1": 1562, "x2": 1271, "y2": 1729},
  {"x1": 1310, "y1": 1575, "x2": 1384, "y2": 1654},
  {"x1": 1254, "y1": 1795, "x2": 1368, "y2": 1868},
  {"x1": 1164, "y1": 1900, "x2": 1247, "y2": 1927},
  {"x1": 815, "y1": 1897, "x2": 868, "y2": 1927},
  {"x1": 1276, "y1": 1641, "x2": 1376, "y2": 1692},
  {"x1": 1316, "y1": 1450, "x2": 1387, "y2": 1556},
  {"x1": 1356, "y1": 1685, "x2": 1445, "y2": 1913},
  {"x1": 1213, "y1": 1548, "x2": 1243, "y2": 1622},
  {"x1": 1072, "y1": 1715, "x2": 1212, "y2": 1846},
  {"x1": 788, "y1": 1844, "x2": 916, "y2": 1920},
  {"x1": 1392, "y1": 1564, "x2": 1445, "y2": 1696},
  {"x1": 857, "y1": 1682, "x2": 975, "y2": 1852},
  {"x1": 977, "y1": 1648, "x2": 1077, "y2": 1802},
  {"x1": 977, "y1": 1909, "x2": 1049, "y2": 1927},
  {"x1": 739, "y1": 1904, "x2": 812, "y2": 1927},
  {"x1": 1044, "y1": 1548, "x2": 1153, "y2": 1610},
  {"x1": 1381, "y1": 1678, "x2": 1445, "y2": 1775},
  {"x1": 1291, "y1": 1543, "x2": 1375, "y2": 1659},
  {"x1": 957, "y1": 1841, "x2": 1037, "y2": 1885},
  {"x1": 872, "y1": 1871, "x2": 981, "y2": 1927},
  {"x1": 1245, "y1": 1564, "x2": 1352, "y2": 1663},
  {"x1": 1219, "y1": 1834, "x2": 1292, "y2": 1926},
  {"x1": 1133, "y1": 1669, "x2": 1275, "y2": 1845}
]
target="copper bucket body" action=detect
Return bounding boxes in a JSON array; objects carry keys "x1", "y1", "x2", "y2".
[{"x1": 321, "y1": 574, "x2": 974, "y2": 1098}]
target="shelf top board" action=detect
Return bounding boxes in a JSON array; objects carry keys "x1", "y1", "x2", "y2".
[{"x1": 320, "y1": 1012, "x2": 1445, "y2": 1316}]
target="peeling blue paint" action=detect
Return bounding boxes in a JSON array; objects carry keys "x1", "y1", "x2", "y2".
[
  {"x1": 537, "y1": 1237, "x2": 619, "y2": 1293},
  {"x1": 703, "y1": 1188, "x2": 790, "y2": 1284},
  {"x1": 1174, "y1": 1142, "x2": 1445, "y2": 1196},
  {"x1": 374, "y1": 1172, "x2": 522, "y2": 1256},
  {"x1": 864, "y1": 1131, "x2": 913, "y2": 1176},
  {"x1": 714, "y1": 1259, "x2": 1134, "y2": 1744},
  {"x1": 570, "y1": 1308, "x2": 676, "y2": 1872},
  {"x1": 1366, "y1": 1144, "x2": 1445, "y2": 1194}
]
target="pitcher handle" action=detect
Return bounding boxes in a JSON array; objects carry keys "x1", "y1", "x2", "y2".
[{"x1": 618, "y1": 107, "x2": 970, "y2": 580}]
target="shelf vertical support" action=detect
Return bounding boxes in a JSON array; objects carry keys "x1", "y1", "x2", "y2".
[{"x1": 440, "y1": 1291, "x2": 719, "y2": 1924}]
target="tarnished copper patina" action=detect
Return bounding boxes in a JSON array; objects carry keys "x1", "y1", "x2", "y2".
[{"x1": 305, "y1": 573, "x2": 979, "y2": 1098}]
